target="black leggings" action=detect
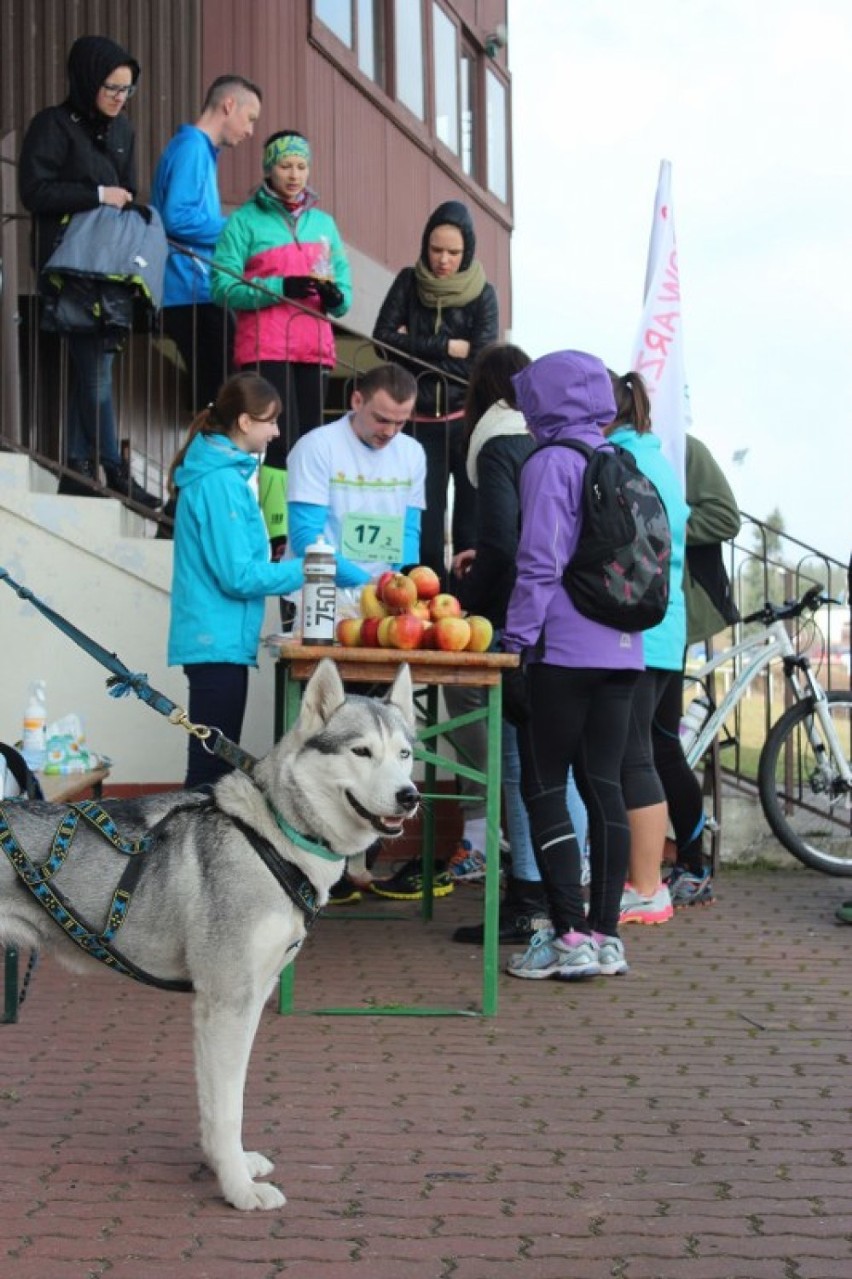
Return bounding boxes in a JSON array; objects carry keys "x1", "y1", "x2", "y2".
[
  {"x1": 407, "y1": 417, "x2": 477, "y2": 584},
  {"x1": 516, "y1": 664, "x2": 638, "y2": 938},
  {"x1": 652, "y1": 670, "x2": 706, "y2": 872},
  {"x1": 183, "y1": 662, "x2": 249, "y2": 789}
]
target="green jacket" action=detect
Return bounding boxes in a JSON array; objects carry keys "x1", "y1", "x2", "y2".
[{"x1": 684, "y1": 434, "x2": 741, "y2": 644}]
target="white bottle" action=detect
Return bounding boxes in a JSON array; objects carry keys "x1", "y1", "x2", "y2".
[
  {"x1": 301, "y1": 535, "x2": 337, "y2": 646},
  {"x1": 21, "y1": 679, "x2": 48, "y2": 772},
  {"x1": 679, "y1": 694, "x2": 712, "y2": 757}
]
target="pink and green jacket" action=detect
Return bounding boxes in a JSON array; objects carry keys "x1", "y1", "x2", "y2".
[{"x1": 211, "y1": 184, "x2": 351, "y2": 368}]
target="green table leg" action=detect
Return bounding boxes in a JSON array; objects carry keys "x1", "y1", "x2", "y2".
[
  {"x1": 420, "y1": 685, "x2": 438, "y2": 922},
  {"x1": 481, "y1": 682, "x2": 502, "y2": 1017}
]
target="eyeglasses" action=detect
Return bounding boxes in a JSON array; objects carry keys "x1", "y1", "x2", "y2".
[{"x1": 101, "y1": 82, "x2": 137, "y2": 99}]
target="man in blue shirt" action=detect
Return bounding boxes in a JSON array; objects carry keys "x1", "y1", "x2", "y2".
[{"x1": 152, "y1": 75, "x2": 262, "y2": 411}]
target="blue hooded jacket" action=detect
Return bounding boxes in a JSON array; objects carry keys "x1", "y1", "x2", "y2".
[
  {"x1": 168, "y1": 432, "x2": 303, "y2": 667},
  {"x1": 502, "y1": 350, "x2": 644, "y2": 670}
]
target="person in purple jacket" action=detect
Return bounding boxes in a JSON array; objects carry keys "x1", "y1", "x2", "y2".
[{"x1": 500, "y1": 349, "x2": 644, "y2": 981}]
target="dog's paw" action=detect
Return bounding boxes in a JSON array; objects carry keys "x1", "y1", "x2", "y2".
[
  {"x1": 226, "y1": 1179, "x2": 287, "y2": 1211},
  {"x1": 244, "y1": 1151, "x2": 275, "y2": 1178}
]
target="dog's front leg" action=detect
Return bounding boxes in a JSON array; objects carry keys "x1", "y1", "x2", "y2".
[{"x1": 192, "y1": 992, "x2": 285, "y2": 1210}]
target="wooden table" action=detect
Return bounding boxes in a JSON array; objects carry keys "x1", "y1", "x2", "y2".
[
  {"x1": 273, "y1": 643, "x2": 519, "y2": 1018},
  {"x1": 3, "y1": 765, "x2": 111, "y2": 1025}
]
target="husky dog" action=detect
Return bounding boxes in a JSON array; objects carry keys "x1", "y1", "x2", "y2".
[{"x1": 0, "y1": 659, "x2": 418, "y2": 1210}]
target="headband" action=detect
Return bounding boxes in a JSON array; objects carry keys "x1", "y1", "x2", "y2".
[{"x1": 263, "y1": 134, "x2": 311, "y2": 171}]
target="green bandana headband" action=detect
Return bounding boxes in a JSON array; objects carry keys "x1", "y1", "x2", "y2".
[{"x1": 263, "y1": 134, "x2": 311, "y2": 172}]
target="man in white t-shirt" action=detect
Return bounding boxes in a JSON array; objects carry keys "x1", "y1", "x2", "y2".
[{"x1": 286, "y1": 363, "x2": 426, "y2": 584}]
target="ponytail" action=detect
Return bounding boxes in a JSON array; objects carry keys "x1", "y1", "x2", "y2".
[
  {"x1": 607, "y1": 369, "x2": 652, "y2": 434},
  {"x1": 167, "y1": 372, "x2": 282, "y2": 494}
]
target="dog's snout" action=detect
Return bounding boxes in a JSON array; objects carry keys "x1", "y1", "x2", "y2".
[{"x1": 397, "y1": 785, "x2": 420, "y2": 812}]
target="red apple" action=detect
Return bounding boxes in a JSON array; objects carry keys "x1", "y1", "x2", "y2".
[
  {"x1": 335, "y1": 617, "x2": 363, "y2": 647},
  {"x1": 465, "y1": 615, "x2": 494, "y2": 653},
  {"x1": 406, "y1": 564, "x2": 441, "y2": 600},
  {"x1": 430, "y1": 592, "x2": 462, "y2": 621},
  {"x1": 360, "y1": 616, "x2": 382, "y2": 647},
  {"x1": 360, "y1": 584, "x2": 388, "y2": 619},
  {"x1": 387, "y1": 612, "x2": 424, "y2": 650},
  {"x1": 377, "y1": 616, "x2": 396, "y2": 647},
  {"x1": 420, "y1": 622, "x2": 436, "y2": 649},
  {"x1": 374, "y1": 569, "x2": 396, "y2": 601},
  {"x1": 381, "y1": 572, "x2": 419, "y2": 613},
  {"x1": 432, "y1": 616, "x2": 471, "y2": 651}
]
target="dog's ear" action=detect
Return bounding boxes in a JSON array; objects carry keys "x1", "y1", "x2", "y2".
[
  {"x1": 385, "y1": 662, "x2": 416, "y2": 732},
  {"x1": 297, "y1": 658, "x2": 346, "y2": 735}
]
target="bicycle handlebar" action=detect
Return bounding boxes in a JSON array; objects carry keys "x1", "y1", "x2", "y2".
[{"x1": 742, "y1": 584, "x2": 833, "y2": 627}]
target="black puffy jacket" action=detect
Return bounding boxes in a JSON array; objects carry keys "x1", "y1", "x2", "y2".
[{"x1": 18, "y1": 35, "x2": 138, "y2": 271}]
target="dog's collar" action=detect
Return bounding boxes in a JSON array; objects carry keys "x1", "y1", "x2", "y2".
[{"x1": 265, "y1": 802, "x2": 346, "y2": 862}]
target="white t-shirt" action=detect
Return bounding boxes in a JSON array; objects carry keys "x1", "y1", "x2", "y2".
[{"x1": 287, "y1": 413, "x2": 427, "y2": 575}]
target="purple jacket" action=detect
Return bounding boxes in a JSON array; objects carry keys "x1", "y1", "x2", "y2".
[{"x1": 502, "y1": 350, "x2": 644, "y2": 670}]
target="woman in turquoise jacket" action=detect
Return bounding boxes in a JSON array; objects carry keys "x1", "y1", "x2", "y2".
[
  {"x1": 168, "y1": 372, "x2": 304, "y2": 787},
  {"x1": 211, "y1": 130, "x2": 352, "y2": 553},
  {"x1": 601, "y1": 370, "x2": 690, "y2": 926}
]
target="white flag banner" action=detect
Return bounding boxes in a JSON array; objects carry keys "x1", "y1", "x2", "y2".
[{"x1": 631, "y1": 159, "x2": 690, "y2": 487}]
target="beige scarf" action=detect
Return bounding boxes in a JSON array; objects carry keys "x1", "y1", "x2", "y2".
[{"x1": 413, "y1": 258, "x2": 487, "y2": 331}]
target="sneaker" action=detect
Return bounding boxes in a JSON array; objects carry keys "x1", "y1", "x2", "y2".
[
  {"x1": 669, "y1": 866, "x2": 715, "y2": 909},
  {"x1": 507, "y1": 927, "x2": 601, "y2": 981},
  {"x1": 446, "y1": 839, "x2": 486, "y2": 882},
  {"x1": 327, "y1": 876, "x2": 362, "y2": 905},
  {"x1": 619, "y1": 881, "x2": 674, "y2": 926},
  {"x1": 592, "y1": 932, "x2": 629, "y2": 976},
  {"x1": 367, "y1": 857, "x2": 454, "y2": 901}
]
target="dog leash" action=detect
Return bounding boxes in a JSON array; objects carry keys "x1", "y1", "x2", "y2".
[{"x1": 0, "y1": 566, "x2": 258, "y2": 776}]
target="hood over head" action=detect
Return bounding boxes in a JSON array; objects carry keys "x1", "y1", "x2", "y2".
[
  {"x1": 419, "y1": 200, "x2": 476, "y2": 272},
  {"x1": 67, "y1": 35, "x2": 140, "y2": 116},
  {"x1": 511, "y1": 350, "x2": 617, "y2": 444}
]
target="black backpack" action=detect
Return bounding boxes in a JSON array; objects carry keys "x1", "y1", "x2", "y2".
[{"x1": 526, "y1": 440, "x2": 672, "y2": 632}]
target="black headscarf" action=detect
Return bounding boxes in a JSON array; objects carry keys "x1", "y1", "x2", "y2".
[{"x1": 66, "y1": 35, "x2": 140, "y2": 118}]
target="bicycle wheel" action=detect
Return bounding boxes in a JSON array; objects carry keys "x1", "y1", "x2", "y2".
[{"x1": 758, "y1": 691, "x2": 852, "y2": 875}]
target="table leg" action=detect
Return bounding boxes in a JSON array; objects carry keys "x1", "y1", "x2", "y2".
[
  {"x1": 481, "y1": 682, "x2": 502, "y2": 1017},
  {"x1": 420, "y1": 685, "x2": 439, "y2": 922}
]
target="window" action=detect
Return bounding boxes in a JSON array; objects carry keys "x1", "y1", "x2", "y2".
[
  {"x1": 460, "y1": 47, "x2": 475, "y2": 177},
  {"x1": 357, "y1": 0, "x2": 385, "y2": 83},
  {"x1": 315, "y1": 0, "x2": 352, "y2": 46},
  {"x1": 432, "y1": 4, "x2": 458, "y2": 153},
  {"x1": 394, "y1": 0, "x2": 424, "y2": 119},
  {"x1": 485, "y1": 68, "x2": 507, "y2": 202}
]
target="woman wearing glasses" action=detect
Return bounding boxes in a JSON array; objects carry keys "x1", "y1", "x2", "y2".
[{"x1": 18, "y1": 35, "x2": 158, "y2": 506}]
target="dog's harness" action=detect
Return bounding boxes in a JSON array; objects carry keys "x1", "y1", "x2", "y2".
[{"x1": 0, "y1": 793, "x2": 333, "y2": 990}]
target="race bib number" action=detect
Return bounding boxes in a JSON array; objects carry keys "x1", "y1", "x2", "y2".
[{"x1": 341, "y1": 512, "x2": 404, "y2": 563}]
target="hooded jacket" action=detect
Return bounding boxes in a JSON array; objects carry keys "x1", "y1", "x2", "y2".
[
  {"x1": 372, "y1": 200, "x2": 499, "y2": 417},
  {"x1": 18, "y1": 36, "x2": 139, "y2": 272},
  {"x1": 211, "y1": 183, "x2": 352, "y2": 367},
  {"x1": 684, "y1": 434, "x2": 741, "y2": 643},
  {"x1": 168, "y1": 432, "x2": 304, "y2": 667},
  {"x1": 502, "y1": 350, "x2": 644, "y2": 670},
  {"x1": 152, "y1": 125, "x2": 226, "y2": 308}
]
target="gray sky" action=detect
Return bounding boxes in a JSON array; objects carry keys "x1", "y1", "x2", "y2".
[{"x1": 508, "y1": 0, "x2": 851, "y2": 566}]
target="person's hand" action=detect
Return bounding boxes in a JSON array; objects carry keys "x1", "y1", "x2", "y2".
[
  {"x1": 282, "y1": 276, "x2": 318, "y2": 300},
  {"x1": 452, "y1": 548, "x2": 476, "y2": 577},
  {"x1": 100, "y1": 186, "x2": 134, "y2": 209},
  {"x1": 501, "y1": 665, "x2": 530, "y2": 728},
  {"x1": 314, "y1": 279, "x2": 344, "y2": 312},
  {"x1": 447, "y1": 338, "x2": 471, "y2": 359}
]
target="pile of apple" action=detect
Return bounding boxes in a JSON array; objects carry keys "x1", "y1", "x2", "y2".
[{"x1": 335, "y1": 565, "x2": 493, "y2": 652}]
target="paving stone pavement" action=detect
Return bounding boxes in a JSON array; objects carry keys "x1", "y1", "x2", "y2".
[{"x1": 2, "y1": 865, "x2": 852, "y2": 1279}]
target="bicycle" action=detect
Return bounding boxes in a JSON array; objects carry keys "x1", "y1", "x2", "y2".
[{"x1": 683, "y1": 584, "x2": 852, "y2": 875}]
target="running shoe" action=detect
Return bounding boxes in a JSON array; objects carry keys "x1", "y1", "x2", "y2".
[
  {"x1": 592, "y1": 932, "x2": 629, "y2": 976},
  {"x1": 668, "y1": 866, "x2": 715, "y2": 909},
  {"x1": 326, "y1": 876, "x2": 362, "y2": 906},
  {"x1": 367, "y1": 857, "x2": 454, "y2": 901},
  {"x1": 507, "y1": 927, "x2": 601, "y2": 981},
  {"x1": 446, "y1": 839, "x2": 486, "y2": 882},
  {"x1": 619, "y1": 881, "x2": 674, "y2": 926}
]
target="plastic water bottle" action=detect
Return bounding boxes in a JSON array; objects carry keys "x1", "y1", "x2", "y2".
[
  {"x1": 21, "y1": 679, "x2": 48, "y2": 771},
  {"x1": 301, "y1": 535, "x2": 337, "y2": 646},
  {"x1": 679, "y1": 694, "x2": 712, "y2": 757}
]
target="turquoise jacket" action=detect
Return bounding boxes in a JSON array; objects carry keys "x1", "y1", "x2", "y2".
[
  {"x1": 168, "y1": 433, "x2": 304, "y2": 667},
  {"x1": 608, "y1": 427, "x2": 690, "y2": 671}
]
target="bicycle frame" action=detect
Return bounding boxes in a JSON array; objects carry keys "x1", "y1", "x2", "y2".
[{"x1": 686, "y1": 619, "x2": 810, "y2": 769}]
